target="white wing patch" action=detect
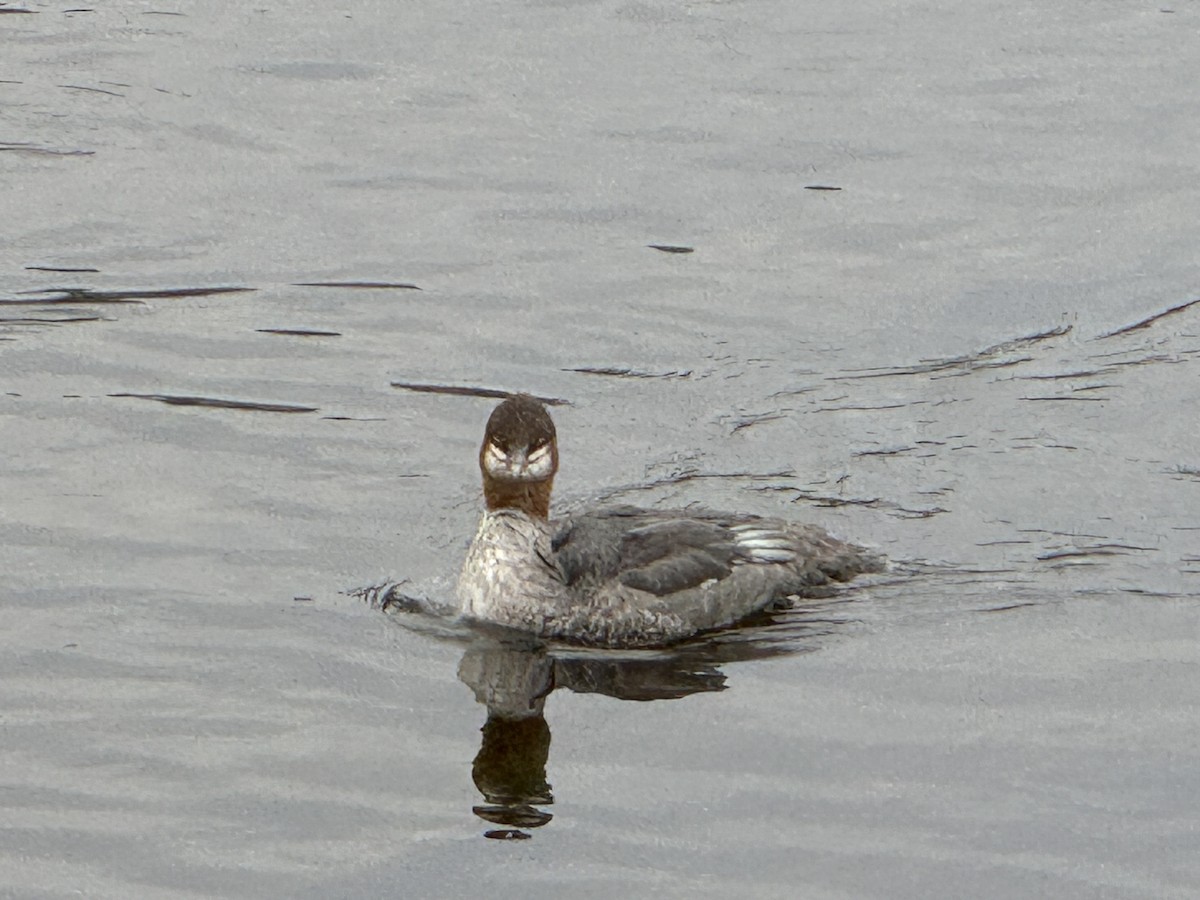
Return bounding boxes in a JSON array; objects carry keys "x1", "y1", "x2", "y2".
[{"x1": 730, "y1": 523, "x2": 797, "y2": 564}]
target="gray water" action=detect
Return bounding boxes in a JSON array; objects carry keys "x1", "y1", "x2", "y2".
[{"x1": 2, "y1": 2, "x2": 1198, "y2": 897}]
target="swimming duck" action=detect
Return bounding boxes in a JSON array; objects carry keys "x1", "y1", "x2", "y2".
[{"x1": 457, "y1": 394, "x2": 881, "y2": 647}]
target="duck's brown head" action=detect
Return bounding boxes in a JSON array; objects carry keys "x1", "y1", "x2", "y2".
[{"x1": 479, "y1": 394, "x2": 558, "y2": 519}]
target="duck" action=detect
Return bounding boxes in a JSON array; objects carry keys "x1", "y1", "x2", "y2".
[{"x1": 457, "y1": 394, "x2": 882, "y2": 647}]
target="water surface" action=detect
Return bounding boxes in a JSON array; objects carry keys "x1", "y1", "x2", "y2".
[{"x1": 2, "y1": 2, "x2": 1198, "y2": 897}]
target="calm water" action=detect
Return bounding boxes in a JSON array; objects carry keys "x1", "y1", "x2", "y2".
[{"x1": 2, "y1": 2, "x2": 1198, "y2": 897}]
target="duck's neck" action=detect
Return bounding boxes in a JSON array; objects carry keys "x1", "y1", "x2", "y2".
[{"x1": 482, "y1": 474, "x2": 554, "y2": 520}]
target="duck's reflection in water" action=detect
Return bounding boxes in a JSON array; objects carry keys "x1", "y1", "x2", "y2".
[
  {"x1": 454, "y1": 601, "x2": 853, "y2": 840},
  {"x1": 459, "y1": 643, "x2": 554, "y2": 839}
]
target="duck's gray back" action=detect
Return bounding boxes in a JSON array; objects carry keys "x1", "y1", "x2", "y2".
[{"x1": 546, "y1": 506, "x2": 882, "y2": 646}]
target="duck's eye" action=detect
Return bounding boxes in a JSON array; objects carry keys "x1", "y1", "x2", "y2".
[
  {"x1": 528, "y1": 442, "x2": 550, "y2": 462},
  {"x1": 484, "y1": 441, "x2": 509, "y2": 463}
]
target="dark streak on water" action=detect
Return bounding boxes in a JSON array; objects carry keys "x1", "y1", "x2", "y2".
[
  {"x1": 564, "y1": 366, "x2": 692, "y2": 379},
  {"x1": 390, "y1": 381, "x2": 570, "y2": 406},
  {"x1": 257, "y1": 328, "x2": 342, "y2": 337},
  {"x1": 793, "y1": 491, "x2": 948, "y2": 519},
  {"x1": 24, "y1": 266, "x2": 102, "y2": 273},
  {"x1": 108, "y1": 393, "x2": 318, "y2": 413},
  {"x1": 1020, "y1": 395, "x2": 1109, "y2": 402},
  {"x1": 1095, "y1": 296, "x2": 1200, "y2": 339},
  {"x1": 835, "y1": 326, "x2": 1071, "y2": 379},
  {"x1": 1, "y1": 312, "x2": 103, "y2": 324},
  {"x1": 293, "y1": 281, "x2": 421, "y2": 290},
  {"x1": 1016, "y1": 368, "x2": 1115, "y2": 380},
  {"x1": 0, "y1": 142, "x2": 93, "y2": 156},
  {"x1": 582, "y1": 466, "x2": 798, "y2": 508},
  {"x1": 58, "y1": 83, "x2": 126, "y2": 96},
  {"x1": 729, "y1": 412, "x2": 787, "y2": 433},
  {"x1": 852, "y1": 446, "x2": 918, "y2": 457},
  {"x1": 3, "y1": 286, "x2": 253, "y2": 304}
]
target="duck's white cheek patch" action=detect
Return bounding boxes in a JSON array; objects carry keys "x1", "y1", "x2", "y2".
[
  {"x1": 483, "y1": 442, "x2": 509, "y2": 476},
  {"x1": 526, "y1": 445, "x2": 554, "y2": 479}
]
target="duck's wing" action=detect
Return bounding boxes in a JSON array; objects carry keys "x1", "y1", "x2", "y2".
[
  {"x1": 545, "y1": 505, "x2": 883, "y2": 647},
  {"x1": 553, "y1": 504, "x2": 882, "y2": 598},
  {"x1": 551, "y1": 506, "x2": 792, "y2": 597},
  {"x1": 549, "y1": 506, "x2": 650, "y2": 586}
]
